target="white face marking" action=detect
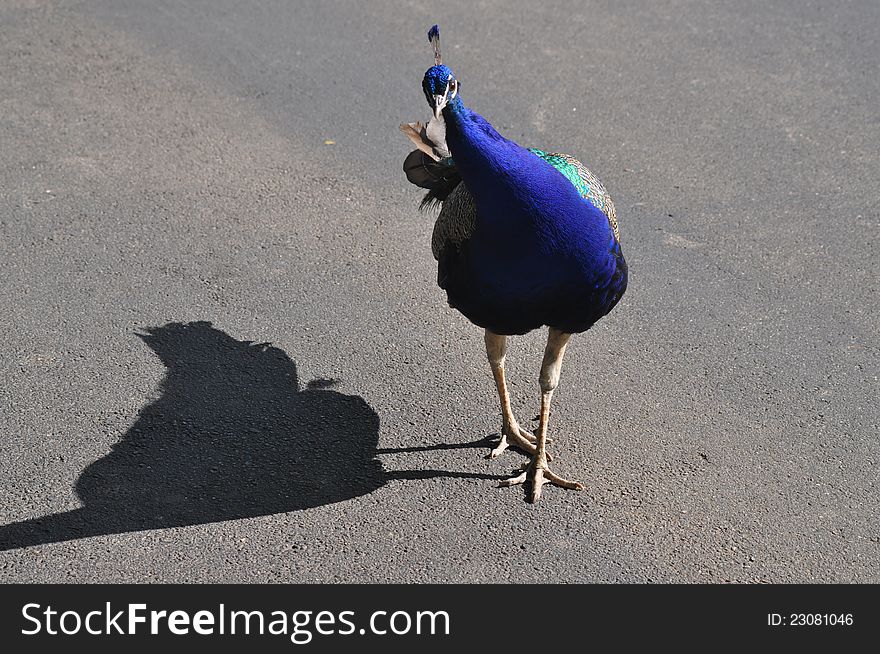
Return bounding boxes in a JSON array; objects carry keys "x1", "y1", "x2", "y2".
[{"x1": 432, "y1": 78, "x2": 458, "y2": 119}]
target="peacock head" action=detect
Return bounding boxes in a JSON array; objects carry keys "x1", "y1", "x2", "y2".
[{"x1": 422, "y1": 25, "x2": 460, "y2": 120}]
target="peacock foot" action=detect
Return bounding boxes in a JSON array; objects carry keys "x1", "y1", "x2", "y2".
[
  {"x1": 487, "y1": 423, "x2": 538, "y2": 459},
  {"x1": 488, "y1": 423, "x2": 554, "y2": 460},
  {"x1": 499, "y1": 455, "x2": 583, "y2": 503}
]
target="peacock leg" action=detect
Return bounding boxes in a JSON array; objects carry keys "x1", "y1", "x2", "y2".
[
  {"x1": 500, "y1": 328, "x2": 584, "y2": 502},
  {"x1": 484, "y1": 329, "x2": 538, "y2": 458}
]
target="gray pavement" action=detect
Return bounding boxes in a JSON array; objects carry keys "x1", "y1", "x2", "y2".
[{"x1": 0, "y1": 0, "x2": 877, "y2": 582}]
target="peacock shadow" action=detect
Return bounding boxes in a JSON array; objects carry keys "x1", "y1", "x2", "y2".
[{"x1": 0, "y1": 321, "x2": 499, "y2": 552}]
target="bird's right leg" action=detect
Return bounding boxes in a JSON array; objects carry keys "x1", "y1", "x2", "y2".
[{"x1": 484, "y1": 329, "x2": 538, "y2": 458}]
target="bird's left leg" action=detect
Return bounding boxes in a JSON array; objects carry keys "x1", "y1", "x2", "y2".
[
  {"x1": 500, "y1": 328, "x2": 584, "y2": 502},
  {"x1": 484, "y1": 329, "x2": 538, "y2": 458}
]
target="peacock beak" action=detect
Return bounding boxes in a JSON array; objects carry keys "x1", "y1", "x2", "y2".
[{"x1": 433, "y1": 95, "x2": 446, "y2": 120}]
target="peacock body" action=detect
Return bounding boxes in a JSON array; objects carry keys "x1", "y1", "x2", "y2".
[
  {"x1": 401, "y1": 25, "x2": 628, "y2": 502},
  {"x1": 431, "y1": 143, "x2": 626, "y2": 336}
]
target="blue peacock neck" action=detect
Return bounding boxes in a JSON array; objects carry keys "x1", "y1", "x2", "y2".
[
  {"x1": 442, "y1": 97, "x2": 567, "y2": 231},
  {"x1": 443, "y1": 98, "x2": 531, "y2": 206},
  {"x1": 443, "y1": 97, "x2": 513, "y2": 168}
]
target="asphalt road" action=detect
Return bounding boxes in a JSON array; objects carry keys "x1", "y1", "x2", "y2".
[{"x1": 1, "y1": 0, "x2": 877, "y2": 583}]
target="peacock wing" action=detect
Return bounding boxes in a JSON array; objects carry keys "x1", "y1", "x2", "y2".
[
  {"x1": 528, "y1": 149, "x2": 619, "y2": 240},
  {"x1": 431, "y1": 181, "x2": 476, "y2": 261}
]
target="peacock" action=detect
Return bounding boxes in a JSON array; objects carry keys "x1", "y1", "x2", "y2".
[{"x1": 400, "y1": 25, "x2": 628, "y2": 502}]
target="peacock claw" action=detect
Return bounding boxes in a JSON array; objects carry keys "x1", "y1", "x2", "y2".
[
  {"x1": 487, "y1": 424, "x2": 554, "y2": 461},
  {"x1": 487, "y1": 423, "x2": 555, "y2": 460},
  {"x1": 518, "y1": 427, "x2": 538, "y2": 444},
  {"x1": 498, "y1": 456, "x2": 583, "y2": 503}
]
